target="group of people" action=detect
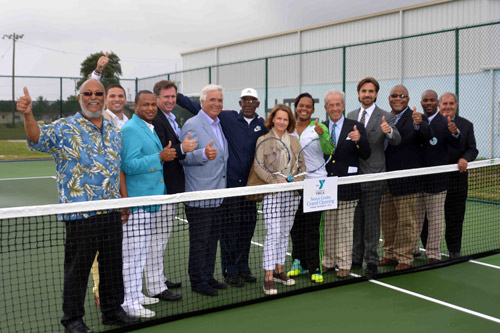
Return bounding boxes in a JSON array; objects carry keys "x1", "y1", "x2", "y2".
[{"x1": 16, "y1": 52, "x2": 477, "y2": 333}]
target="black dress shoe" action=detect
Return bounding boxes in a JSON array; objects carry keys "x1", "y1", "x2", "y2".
[
  {"x1": 64, "y1": 320, "x2": 93, "y2": 333},
  {"x1": 192, "y1": 284, "x2": 218, "y2": 296},
  {"x1": 224, "y1": 274, "x2": 244, "y2": 287},
  {"x1": 154, "y1": 289, "x2": 182, "y2": 301},
  {"x1": 365, "y1": 263, "x2": 378, "y2": 277},
  {"x1": 102, "y1": 308, "x2": 141, "y2": 326},
  {"x1": 240, "y1": 271, "x2": 257, "y2": 283},
  {"x1": 207, "y1": 279, "x2": 227, "y2": 289},
  {"x1": 449, "y1": 252, "x2": 461, "y2": 259},
  {"x1": 165, "y1": 280, "x2": 182, "y2": 289},
  {"x1": 351, "y1": 262, "x2": 362, "y2": 269}
]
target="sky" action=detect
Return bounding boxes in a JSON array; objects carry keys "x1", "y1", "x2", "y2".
[{"x1": 0, "y1": 0, "x2": 435, "y2": 81}]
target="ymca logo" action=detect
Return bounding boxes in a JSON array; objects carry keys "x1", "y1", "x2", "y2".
[{"x1": 318, "y1": 179, "x2": 325, "y2": 190}]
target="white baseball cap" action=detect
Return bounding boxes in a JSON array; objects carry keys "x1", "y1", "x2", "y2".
[{"x1": 240, "y1": 88, "x2": 258, "y2": 99}]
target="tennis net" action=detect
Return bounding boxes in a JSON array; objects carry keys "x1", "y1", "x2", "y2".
[{"x1": 1, "y1": 158, "x2": 499, "y2": 332}]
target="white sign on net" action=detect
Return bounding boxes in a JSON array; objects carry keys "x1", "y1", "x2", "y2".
[{"x1": 303, "y1": 176, "x2": 338, "y2": 213}]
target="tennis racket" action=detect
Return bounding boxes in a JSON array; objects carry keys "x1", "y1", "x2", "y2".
[
  {"x1": 289, "y1": 137, "x2": 335, "y2": 180},
  {"x1": 254, "y1": 137, "x2": 292, "y2": 180}
]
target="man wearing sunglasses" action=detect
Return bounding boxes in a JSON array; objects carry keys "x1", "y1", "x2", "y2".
[
  {"x1": 17, "y1": 79, "x2": 140, "y2": 332},
  {"x1": 176, "y1": 88, "x2": 268, "y2": 287},
  {"x1": 380, "y1": 85, "x2": 433, "y2": 271}
]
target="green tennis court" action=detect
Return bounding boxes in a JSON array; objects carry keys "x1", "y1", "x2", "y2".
[{"x1": 1, "y1": 160, "x2": 500, "y2": 332}]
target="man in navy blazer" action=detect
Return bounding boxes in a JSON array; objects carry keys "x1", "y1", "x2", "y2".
[
  {"x1": 416, "y1": 90, "x2": 460, "y2": 263},
  {"x1": 322, "y1": 89, "x2": 371, "y2": 278},
  {"x1": 347, "y1": 77, "x2": 401, "y2": 277},
  {"x1": 380, "y1": 85, "x2": 433, "y2": 271},
  {"x1": 180, "y1": 84, "x2": 229, "y2": 296},
  {"x1": 121, "y1": 91, "x2": 177, "y2": 318},
  {"x1": 439, "y1": 92, "x2": 478, "y2": 258}
]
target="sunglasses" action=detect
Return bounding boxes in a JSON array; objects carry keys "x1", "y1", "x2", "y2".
[
  {"x1": 390, "y1": 94, "x2": 409, "y2": 98},
  {"x1": 240, "y1": 99, "x2": 259, "y2": 105},
  {"x1": 82, "y1": 91, "x2": 104, "y2": 97}
]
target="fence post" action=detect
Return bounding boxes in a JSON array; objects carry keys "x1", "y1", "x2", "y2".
[
  {"x1": 342, "y1": 46, "x2": 346, "y2": 95},
  {"x1": 59, "y1": 77, "x2": 63, "y2": 118},
  {"x1": 455, "y1": 28, "x2": 460, "y2": 115},
  {"x1": 265, "y1": 58, "x2": 268, "y2": 115},
  {"x1": 208, "y1": 67, "x2": 212, "y2": 84},
  {"x1": 135, "y1": 78, "x2": 138, "y2": 96}
]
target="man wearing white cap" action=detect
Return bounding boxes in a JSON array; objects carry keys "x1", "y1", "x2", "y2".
[{"x1": 176, "y1": 88, "x2": 268, "y2": 286}]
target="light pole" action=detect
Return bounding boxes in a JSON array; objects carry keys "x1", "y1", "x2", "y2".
[{"x1": 2, "y1": 33, "x2": 24, "y2": 127}]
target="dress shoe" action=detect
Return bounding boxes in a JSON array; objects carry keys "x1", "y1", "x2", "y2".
[
  {"x1": 449, "y1": 252, "x2": 461, "y2": 259},
  {"x1": 240, "y1": 271, "x2": 257, "y2": 283},
  {"x1": 207, "y1": 279, "x2": 227, "y2": 289},
  {"x1": 192, "y1": 284, "x2": 218, "y2": 296},
  {"x1": 395, "y1": 263, "x2": 411, "y2": 271},
  {"x1": 379, "y1": 257, "x2": 398, "y2": 266},
  {"x1": 165, "y1": 280, "x2": 182, "y2": 289},
  {"x1": 64, "y1": 320, "x2": 93, "y2": 333},
  {"x1": 337, "y1": 269, "x2": 350, "y2": 278},
  {"x1": 140, "y1": 296, "x2": 160, "y2": 305},
  {"x1": 102, "y1": 308, "x2": 141, "y2": 326},
  {"x1": 153, "y1": 289, "x2": 182, "y2": 301},
  {"x1": 351, "y1": 262, "x2": 362, "y2": 269},
  {"x1": 224, "y1": 274, "x2": 244, "y2": 287},
  {"x1": 428, "y1": 258, "x2": 441, "y2": 264},
  {"x1": 365, "y1": 263, "x2": 378, "y2": 277}
]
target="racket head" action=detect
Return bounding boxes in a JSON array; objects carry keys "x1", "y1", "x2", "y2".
[
  {"x1": 295, "y1": 137, "x2": 334, "y2": 176},
  {"x1": 255, "y1": 137, "x2": 291, "y2": 176}
]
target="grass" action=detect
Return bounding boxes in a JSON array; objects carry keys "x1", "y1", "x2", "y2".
[
  {"x1": 0, "y1": 123, "x2": 27, "y2": 140},
  {"x1": 0, "y1": 140, "x2": 51, "y2": 160}
]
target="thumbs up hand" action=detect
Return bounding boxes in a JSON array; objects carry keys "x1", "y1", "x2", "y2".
[
  {"x1": 447, "y1": 116, "x2": 458, "y2": 135},
  {"x1": 380, "y1": 115, "x2": 391, "y2": 133},
  {"x1": 181, "y1": 131, "x2": 197, "y2": 153},
  {"x1": 412, "y1": 106, "x2": 422, "y2": 125},
  {"x1": 17, "y1": 87, "x2": 33, "y2": 115},
  {"x1": 348, "y1": 125, "x2": 360, "y2": 142},
  {"x1": 96, "y1": 51, "x2": 109, "y2": 73},
  {"x1": 205, "y1": 140, "x2": 217, "y2": 160},
  {"x1": 314, "y1": 119, "x2": 324, "y2": 135},
  {"x1": 159, "y1": 141, "x2": 177, "y2": 162}
]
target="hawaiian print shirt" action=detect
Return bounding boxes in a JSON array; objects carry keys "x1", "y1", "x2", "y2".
[{"x1": 28, "y1": 113, "x2": 122, "y2": 220}]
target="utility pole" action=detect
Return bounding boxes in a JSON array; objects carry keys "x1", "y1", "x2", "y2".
[{"x1": 2, "y1": 33, "x2": 24, "y2": 127}]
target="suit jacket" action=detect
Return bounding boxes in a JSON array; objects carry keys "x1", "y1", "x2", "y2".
[
  {"x1": 385, "y1": 107, "x2": 433, "y2": 196},
  {"x1": 347, "y1": 105, "x2": 401, "y2": 174},
  {"x1": 180, "y1": 111, "x2": 229, "y2": 208},
  {"x1": 447, "y1": 115, "x2": 478, "y2": 164},
  {"x1": 324, "y1": 117, "x2": 371, "y2": 201},
  {"x1": 152, "y1": 108, "x2": 186, "y2": 194},
  {"x1": 121, "y1": 114, "x2": 165, "y2": 211}
]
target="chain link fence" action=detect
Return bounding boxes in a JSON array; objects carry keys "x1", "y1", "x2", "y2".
[{"x1": 1, "y1": 22, "x2": 499, "y2": 158}]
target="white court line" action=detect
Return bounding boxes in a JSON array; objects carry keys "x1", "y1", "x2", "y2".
[
  {"x1": 349, "y1": 272, "x2": 500, "y2": 324},
  {"x1": 0, "y1": 176, "x2": 56, "y2": 181},
  {"x1": 468, "y1": 260, "x2": 500, "y2": 270}
]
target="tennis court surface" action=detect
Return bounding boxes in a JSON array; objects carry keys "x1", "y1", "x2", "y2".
[{"x1": 1, "y1": 159, "x2": 499, "y2": 332}]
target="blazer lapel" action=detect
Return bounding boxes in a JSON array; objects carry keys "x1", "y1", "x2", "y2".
[
  {"x1": 135, "y1": 115, "x2": 162, "y2": 150},
  {"x1": 199, "y1": 113, "x2": 224, "y2": 152},
  {"x1": 366, "y1": 107, "x2": 380, "y2": 132},
  {"x1": 158, "y1": 108, "x2": 179, "y2": 141}
]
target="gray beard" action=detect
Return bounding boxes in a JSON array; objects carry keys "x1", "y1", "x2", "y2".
[{"x1": 80, "y1": 99, "x2": 103, "y2": 119}]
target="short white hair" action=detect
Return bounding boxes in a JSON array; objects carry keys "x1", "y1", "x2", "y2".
[
  {"x1": 200, "y1": 84, "x2": 223, "y2": 102},
  {"x1": 324, "y1": 89, "x2": 345, "y2": 105}
]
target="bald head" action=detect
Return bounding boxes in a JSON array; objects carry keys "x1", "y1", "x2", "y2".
[
  {"x1": 80, "y1": 79, "x2": 104, "y2": 94},
  {"x1": 421, "y1": 90, "x2": 438, "y2": 117},
  {"x1": 389, "y1": 85, "x2": 410, "y2": 114}
]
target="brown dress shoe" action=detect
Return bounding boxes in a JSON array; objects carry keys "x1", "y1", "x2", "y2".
[
  {"x1": 379, "y1": 257, "x2": 398, "y2": 266},
  {"x1": 337, "y1": 269, "x2": 350, "y2": 278},
  {"x1": 395, "y1": 263, "x2": 411, "y2": 270}
]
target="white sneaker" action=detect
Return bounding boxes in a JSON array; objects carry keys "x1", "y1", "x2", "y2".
[
  {"x1": 131, "y1": 308, "x2": 156, "y2": 318},
  {"x1": 140, "y1": 296, "x2": 160, "y2": 305}
]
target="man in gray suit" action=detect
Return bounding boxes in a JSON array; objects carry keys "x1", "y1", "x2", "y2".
[
  {"x1": 180, "y1": 84, "x2": 229, "y2": 296},
  {"x1": 347, "y1": 77, "x2": 401, "y2": 277}
]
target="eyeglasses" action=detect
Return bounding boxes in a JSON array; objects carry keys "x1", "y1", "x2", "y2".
[
  {"x1": 390, "y1": 94, "x2": 409, "y2": 99},
  {"x1": 240, "y1": 99, "x2": 259, "y2": 105},
  {"x1": 82, "y1": 91, "x2": 104, "y2": 97}
]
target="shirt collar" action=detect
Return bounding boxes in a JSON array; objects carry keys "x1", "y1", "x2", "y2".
[
  {"x1": 362, "y1": 103, "x2": 376, "y2": 116},
  {"x1": 427, "y1": 112, "x2": 438, "y2": 123},
  {"x1": 200, "y1": 109, "x2": 220, "y2": 125}
]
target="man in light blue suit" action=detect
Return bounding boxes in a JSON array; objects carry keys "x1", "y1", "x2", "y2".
[
  {"x1": 121, "y1": 90, "x2": 177, "y2": 318},
  {"x1": 180, "y1": 84, "x2": 229, "y2": 296}
]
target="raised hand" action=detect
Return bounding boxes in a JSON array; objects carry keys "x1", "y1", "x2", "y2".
[
  {"x1": 181, "y1": 131, "x2": 197, "y2": 153},
  {"x1": 380, "y1": 115, "x2": 391, "y2": 134},
  {"x1": 159, "y1": 141, "x2": 177, "y2": 162},
  {"x1": 348, "y1": 125, "x2": 360, "y2": 142},
  {"x1": 412, "y1": 106, "x2": 422, "y2": 125},
  {"x1": 447, "y1": 116, "x2": 458, "y2": 135},
  {"x1": 205, "y1": 140, "x2": 217, "y2": 160},
  {"x1": 314, "y1": 119, "x2": 324, "y2": 135},
  {"x1": 17, "y1": 87, "x2": 33, "y2": 115},
  {"x1": 96, "y1": 51, "x2": 109, "y2": 73}
]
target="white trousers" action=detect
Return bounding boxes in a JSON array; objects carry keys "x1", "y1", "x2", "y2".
[
  {"x1": 415, "y1": 191, "x2": 446, "y2": 260},
  {"x1": 262, "y1": 191, "x2": 300, "y2": 271},
  {"x1": 122, "y1": 209, "x2": 154, "y2": 314},
  {"x1": 145, "y1": 204, "x2": 175, "y2": 296}
]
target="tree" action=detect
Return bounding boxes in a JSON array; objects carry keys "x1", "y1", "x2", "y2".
[
  {"x1": 76, "y1": 51, "x2": 122, "y2": 90},
  {"x1": 31, "y1": 96, "x2": 51, "y2": 118}
]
